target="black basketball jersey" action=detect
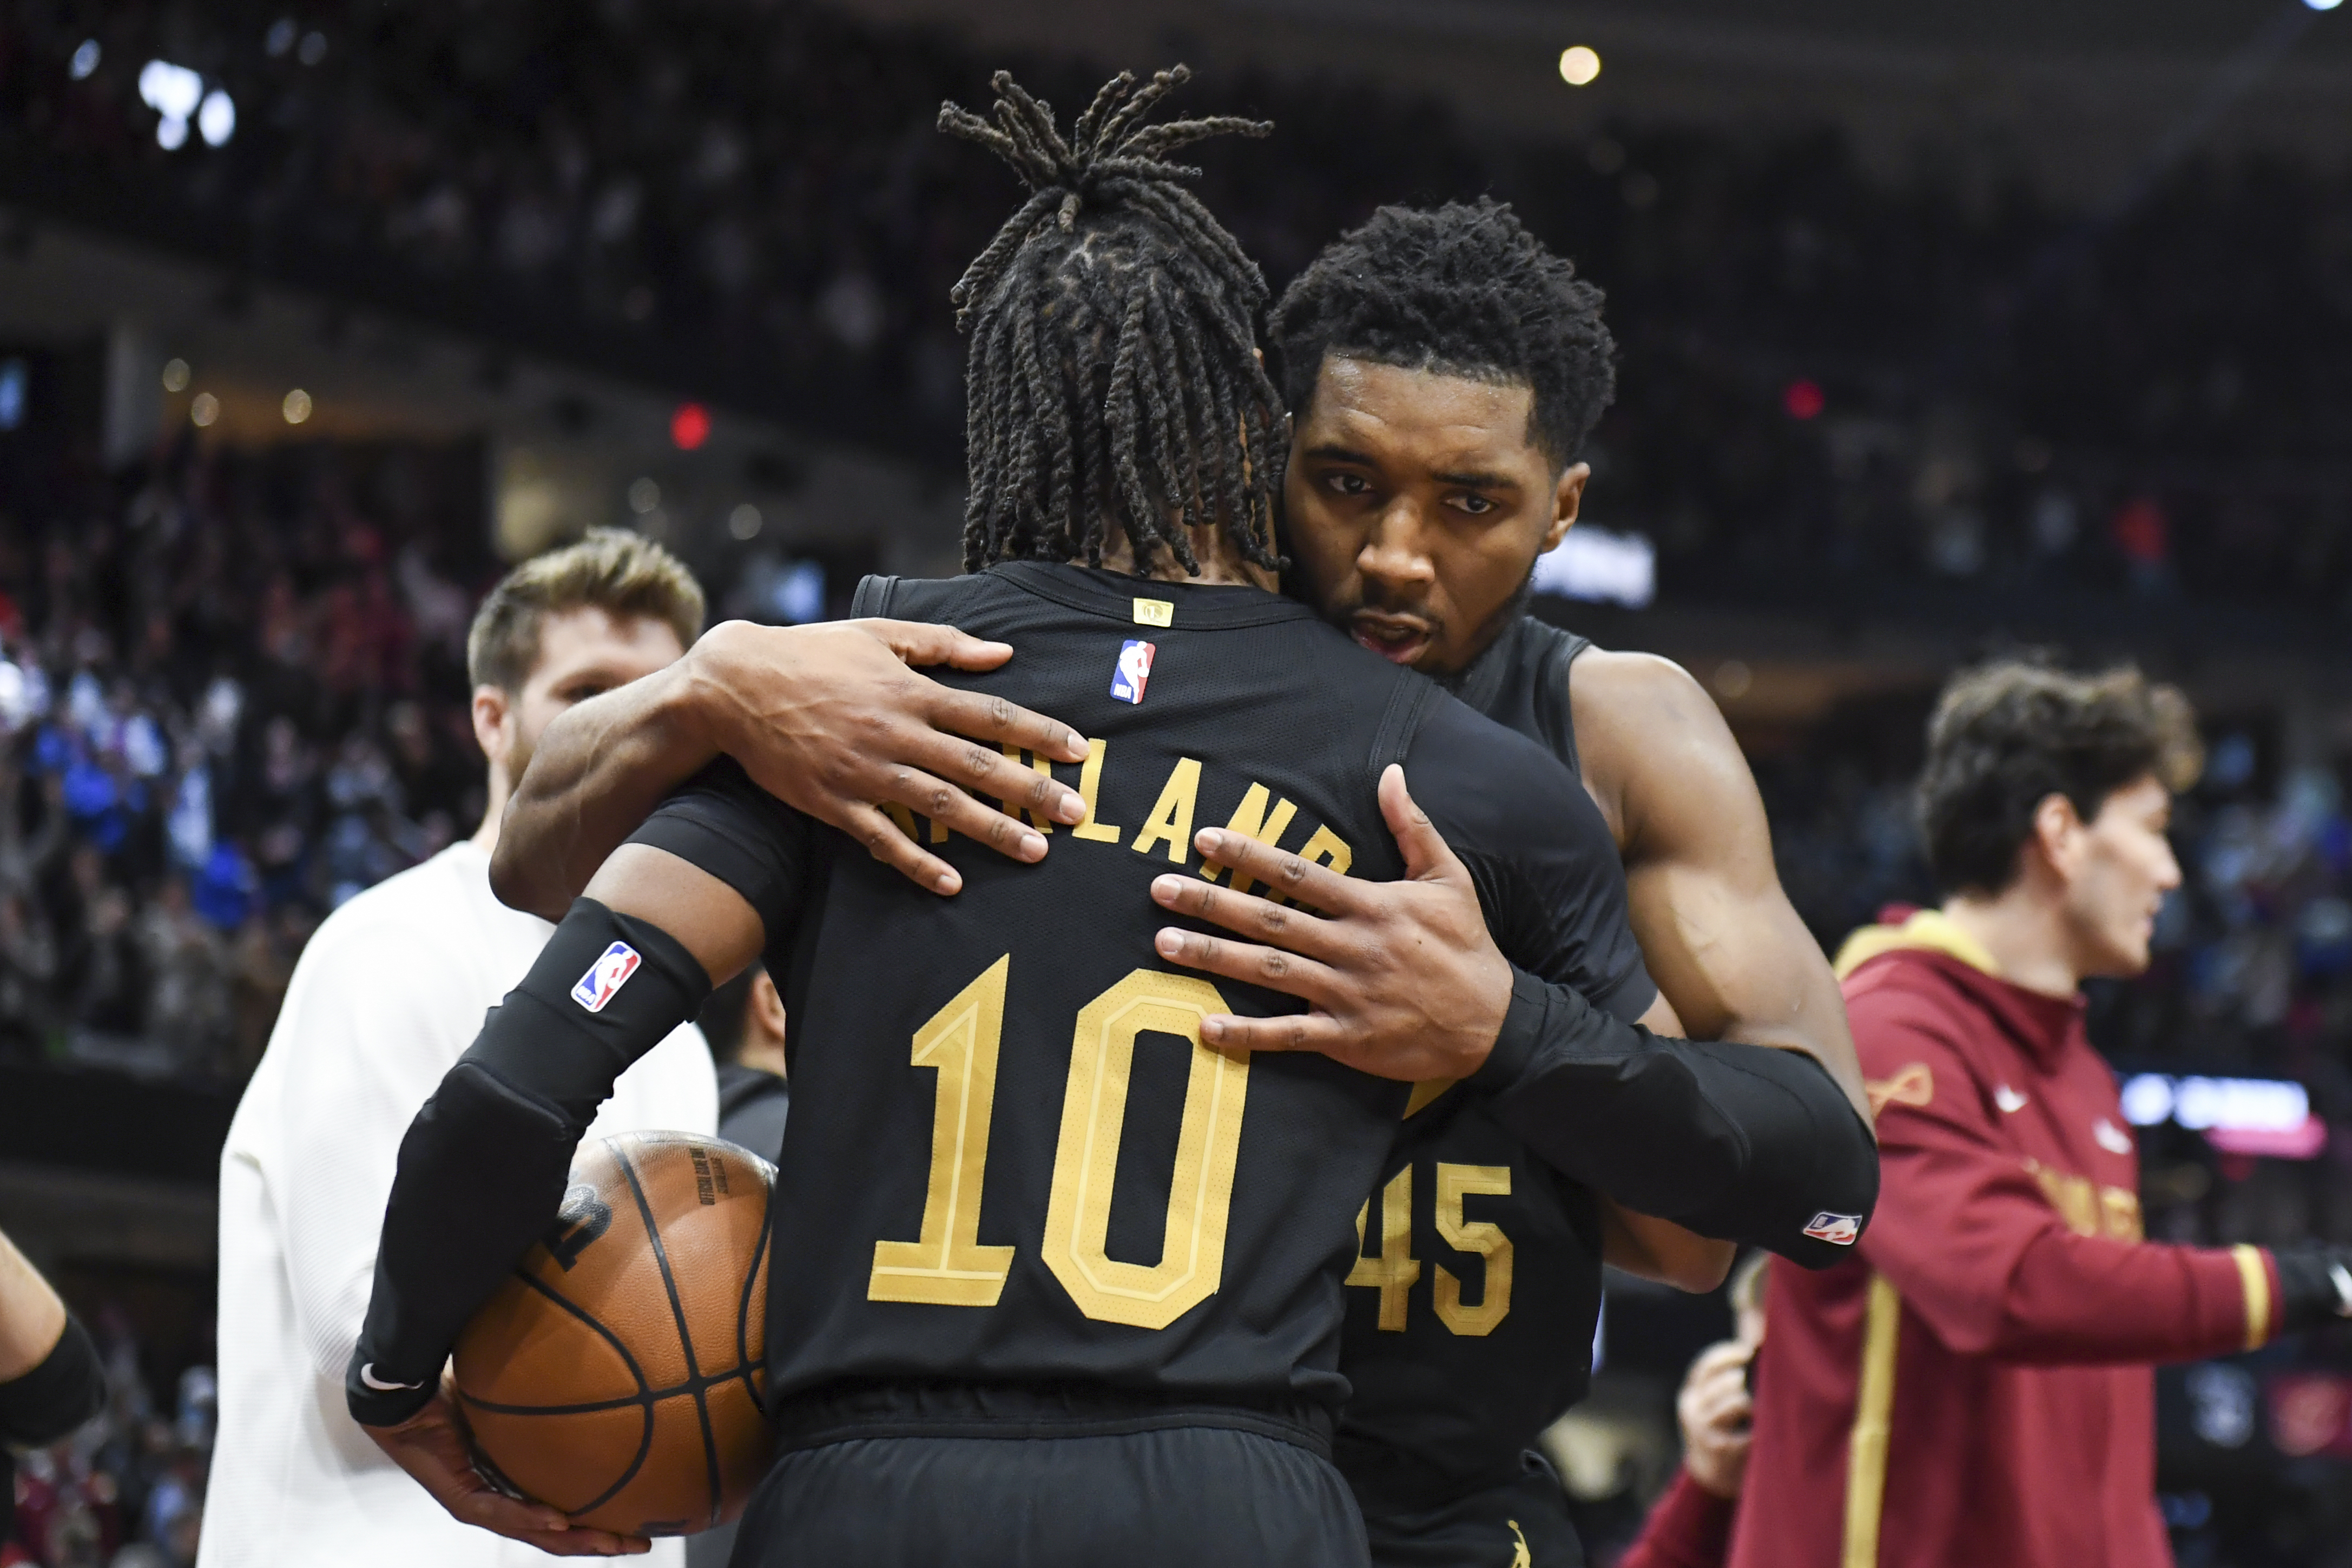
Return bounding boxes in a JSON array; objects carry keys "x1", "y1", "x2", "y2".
[
  {"x1": 1335, "y1": 614, "x2": 1622, "y2": 1504},
  {"x1": 627, "y1": 565, "x2": 1648, "y2": 1420}
]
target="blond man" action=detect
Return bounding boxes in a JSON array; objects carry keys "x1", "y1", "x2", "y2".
[{"x1": 203, "y1": 532, "x2": 719, "y2": 1568}]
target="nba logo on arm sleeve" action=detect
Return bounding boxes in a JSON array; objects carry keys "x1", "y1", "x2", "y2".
[
  {"x1": 1110, "y1": 639, "x2": 1156, "y2": 704},
  {"x1": 1804, "y1": 1211, "x2": 1861, "y2": 1246},
  {"x1": 572, "y1": 941, "x2": 642, "y2": 1013}
]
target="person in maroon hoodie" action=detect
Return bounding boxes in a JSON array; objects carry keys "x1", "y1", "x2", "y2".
[{"x1": 1731, "y1": 661, "x2": 2352, "y2": 1568}]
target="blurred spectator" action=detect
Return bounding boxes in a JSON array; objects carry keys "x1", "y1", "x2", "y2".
[{"x1": 1613, "y1": 1256, "x2": 1767, "y2": 1568}]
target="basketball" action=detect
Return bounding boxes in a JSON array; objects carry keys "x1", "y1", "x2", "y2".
[{"x1": 451, "y1": 1132, "x2": 776, "y2": 1538}]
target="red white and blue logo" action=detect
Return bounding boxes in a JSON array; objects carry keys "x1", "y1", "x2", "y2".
[
  {"x1": 1803, "y1": 1210, "x2": 1862, "y2": 1246},
  {"x1": 1110, "y1": 639, "x2": 1156, "y2": 704},
  {"x1": 572, "y1": 940, "x2": 642, "y2": 1013}
]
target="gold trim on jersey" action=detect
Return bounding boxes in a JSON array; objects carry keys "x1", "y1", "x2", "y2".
[
  {"x1": 1405, "y1": 1078, "x2": 1458, "y2": 1118},
  {"x1": 2232, "y1": 1244, "x2": 2272, "y2": 1350},
  {"x1": 1841, "y1": 1273, "x2": 1902, "y2": 1568}
]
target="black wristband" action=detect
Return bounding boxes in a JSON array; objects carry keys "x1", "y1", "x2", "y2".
[
  {"x1": 0, "y1": 1314, "x2": 104, "y2": 1447},
  {"x1": 2272, "y1": 1247, "x2": 2352, "y2": 1335}
]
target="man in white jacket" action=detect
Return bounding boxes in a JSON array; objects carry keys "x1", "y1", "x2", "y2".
[{"x1": 202, "y1": 531, "x2": 719, "y2": 1567}]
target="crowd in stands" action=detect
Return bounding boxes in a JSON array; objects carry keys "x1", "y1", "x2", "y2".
[
  {"x1": 0, "y1": 436, "x2": 491, "y2": 1086},
  {"x1": 5, "y1": 1312, "x2": 212, "y2": 1568},
  {"x1": 7, "y1": 0, "x2": 2352, "y2": 618}
]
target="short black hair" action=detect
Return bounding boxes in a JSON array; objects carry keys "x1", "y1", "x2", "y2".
[
  {"x1": 1267, "y1": 197, "x2": 1615, "y2": 471},
  {"x1": 1916, "y1": 661, "x2": 2203, "y2": 897},
  {"x1": 940, "y1": 67, "x2": 1288, "y2": 576}
]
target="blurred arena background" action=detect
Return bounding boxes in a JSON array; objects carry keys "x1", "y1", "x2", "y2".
[{"x1": 3, "y1": 0, "x2": 2352, "y2": 1562}]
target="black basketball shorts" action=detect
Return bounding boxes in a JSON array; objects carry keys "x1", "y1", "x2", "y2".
[
  {"x1": 729, "y1": 1415, "x2": 1368, "y2": 1566},
  {"x1": 1356, "y1": 1451, "x2": 1584, "y2": 1568}
]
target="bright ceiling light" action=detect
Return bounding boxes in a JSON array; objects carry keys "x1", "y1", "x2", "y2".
[
  {"x1": 139, "y1": 59, "x2": 203, "y2": 148},
  {"x1": 198, "y1": 90, "x2": 235, "y2": 147},
  {"x1": 1558, "y1": 46, "x2": 1602, "y2": 86}
]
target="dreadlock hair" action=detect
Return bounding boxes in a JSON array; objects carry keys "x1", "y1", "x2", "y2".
[
  {"x1": 940, "y1": 66, "x2": 1288, "y2": 576},
  {"x1": 1267, "y1": 197, "x2": 1616, "y2": 472}
]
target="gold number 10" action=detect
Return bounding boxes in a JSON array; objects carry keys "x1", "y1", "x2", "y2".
[{"x1": 868, "y1": 956, "x2": 1250, "y2": 1331}]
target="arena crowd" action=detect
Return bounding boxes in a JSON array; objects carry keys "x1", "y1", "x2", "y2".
[{"x1": 5, "y1": 0, "x2": 2351, "y2": 612}]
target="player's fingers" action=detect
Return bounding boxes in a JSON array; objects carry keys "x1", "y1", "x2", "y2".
[
  {"x1": 924, "y1": 682, "x2": 1091, "y2": 767},
  {"x1": 1147, "y1": 873, "x2": 1344, "y2": 959},
  {"x1": 1152, "y1": 926, "x2": 1341, "y2": 1006},
  {"x1": 443, "y1": 1482, "x2": 576, "y2": 1540},
  {"x1": 835, "y1": 802, "x2": 965, "y2": 895},
  {"x1": 1190, "y1": 827, "x2": 1359, "y2": 916},
  {"x1": 895, "y1": 713, "x2": 1089, "y2": 821},
  {"x1": 1191, "y1": 1011, "x2": 1349, "y2": 1055},
  {"x1": 872, "y1": 763, "x2": 1053, "y2": 862},
  {"x1": 1377, "y1": 765, "x2": 1470, "y2": 886},
  {"x1": 848, "y1": 617, "x2": 1015, "y2": 673},
  {"x1": 1688, "y1": 1340, "x2": 1751, "y2": 1380}
]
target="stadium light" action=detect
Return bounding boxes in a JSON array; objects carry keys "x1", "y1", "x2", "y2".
[
  {"x1": 69, "y1": 39, "x2": 100, "y2": 80},
  {"x1": 1558, "y1": 46, "x2": 1602, "y2": 86},
  {"x1": 2305, "y1": 0, "x2": 2341, "y2": 12},
  {"x1": 198, "y1": 90, "x2": 236, "y2": 147},
  {"x1": 139, "y1": 60, "x2": 203, "y2": 149}
]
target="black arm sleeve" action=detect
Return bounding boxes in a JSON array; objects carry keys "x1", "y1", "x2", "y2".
[
  {"x1": 345, "y1": 904, "x2": 713, "y2": 1427},
  {"x1": 1406, "y1": 696, "x2": 1879, "y2": 1268},
  {"x1": 1470, "y1": 967, "x2": 1879, "y2": 1268},
  {"x1": 0, "y1": 1313, "x2": 104, "y2": 1447}
]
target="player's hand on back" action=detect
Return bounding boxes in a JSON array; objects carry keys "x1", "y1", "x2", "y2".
[
  {"x1": 691, "y1": 618, "x2": 1093, "y2": 894},
  {"x1": 1149, "y1": 764, "x2": 1512, "y2": 1081},
  {"x1": 363, "y1": 1376, "x2": 651, "y2": 1556}
]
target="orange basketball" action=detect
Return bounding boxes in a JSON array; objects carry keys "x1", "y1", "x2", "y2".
[{"x1": 452, "y1": 1131, "x2": 775, "y2": 1538}]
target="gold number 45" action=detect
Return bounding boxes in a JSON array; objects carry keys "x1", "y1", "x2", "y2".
[
  {"x1": 868, "y1": 956, "x2": 1250, "y2": 1332},
  {"x1": 1347, "y1": 1163, "x2": 1514, "y2": 1336}
]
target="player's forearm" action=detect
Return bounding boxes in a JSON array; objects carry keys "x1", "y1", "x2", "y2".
[
  {"x1": 347, "y1": 902, "x2": 710, "y2": 1427},
  {"x1": 0, "y1": 1224, "x2": 68, "y2": 1382},
  {"x1": 1473, "y1": 967, "x2": 1879, "y2": 1267},
  {"x1": 491, "y1": 660, "x2": 721, "y2": 920}
]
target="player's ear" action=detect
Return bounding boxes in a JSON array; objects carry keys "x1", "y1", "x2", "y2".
[
  {"x1": 1544, "y1": 463, "x2": 1591, "y2": 554},
  {"x1": 471, "y1": 684, "x2": 515, "y2": 767}
]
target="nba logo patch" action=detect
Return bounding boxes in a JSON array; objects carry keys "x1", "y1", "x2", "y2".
[
  {"x1": 1110, "y1": 639, "x2": 1156, "y2": 704},
  {"x1": 571, "y1": 940, "x2": 642, "y2": 1013},
  {"x1": 1803, "y1": 1210, "x2": 1861, "y2": 1246}
]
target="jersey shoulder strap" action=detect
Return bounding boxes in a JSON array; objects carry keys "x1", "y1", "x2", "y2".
[
  {"x1": 849, "y1": 573, "x2": 901, "y2": 618},
  {"x1": 1518, "y1": 618, "x2": 1594, "y2": 781},
  {"x1": 1367, "y1": 671, "x2": 1441, "y2": 795}
]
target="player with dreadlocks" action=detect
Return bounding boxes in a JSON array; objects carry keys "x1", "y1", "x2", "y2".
[
  {"x1": 363, "y1": 65, "x2": 1871, "y2": 1568},
  {"x1": 941, "y1": 65, "x2": 1288, "y2": 579}
]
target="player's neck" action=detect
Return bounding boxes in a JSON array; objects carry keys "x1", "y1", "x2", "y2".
[
  {"x1": 1937, "y1": 885, "x2": 2082, "y2": 998},
  {"x1": 1093, "y1": 518, "x2": 1279, "y2": 591},
  {"x1": 471, "y1": 762, "x2": 510, "y2": 856}
]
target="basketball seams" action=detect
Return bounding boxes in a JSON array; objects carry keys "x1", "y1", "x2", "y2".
[
  {"x1": 464, "y1": 1267, "x2": 658, "y2": 1517},
  {"x1": 615, "y1": 1144, "x2": 728, "y2": 1530}
]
